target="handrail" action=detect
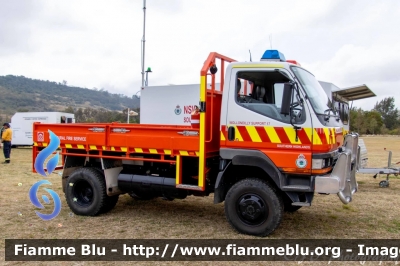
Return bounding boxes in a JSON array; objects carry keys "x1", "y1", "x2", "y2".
[
  {"x1": 200, "y1": 53, "x2": 236, "y2": 143},
  {"x1": 200, "y1": 52, "x2": 236, "y2": 76}
]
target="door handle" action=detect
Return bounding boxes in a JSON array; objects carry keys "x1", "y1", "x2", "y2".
[{"x1": 228, "y1": 126, "x2": 235, "y2": 141}]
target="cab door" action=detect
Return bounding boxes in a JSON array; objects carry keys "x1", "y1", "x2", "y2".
[{"x1": 222, "y1": 66, "x2": 314, "y2": 174}]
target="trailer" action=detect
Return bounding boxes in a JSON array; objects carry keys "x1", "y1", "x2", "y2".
[
  {"x1": 33, "y1": 50, "x2": 361, "y2": 236},
  {"x1": 357, "y1": 148, "x2": 400, "y2": 187},
  {"x1": 11, "y1": 112, "x2": 75, "y2": 146}
]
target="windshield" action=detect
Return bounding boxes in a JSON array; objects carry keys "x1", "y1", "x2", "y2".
[{"x1": 291, "y1": 67, "x2": 332, "y2": 114}]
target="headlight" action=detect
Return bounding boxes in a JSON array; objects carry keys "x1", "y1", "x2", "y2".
[
  {"x1": 312, "y1": 159, "x2": 323, "y2": 169},
  {"x1": 312, "y1": 158, "x2": 332, "y2": 169}
]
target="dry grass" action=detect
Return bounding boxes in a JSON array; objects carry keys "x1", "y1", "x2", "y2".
[{"x1": 0, "y1": 136, "x2": 399, "y2": 266}]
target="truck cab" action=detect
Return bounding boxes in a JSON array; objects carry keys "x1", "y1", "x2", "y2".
[{"x1": 215, "y1": 50, "x2": 359, "y2": 205}]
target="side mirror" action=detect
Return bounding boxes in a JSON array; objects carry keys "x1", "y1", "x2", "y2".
[{"x1": 280, "y1": 83, "x2": 293, "y2": 115}]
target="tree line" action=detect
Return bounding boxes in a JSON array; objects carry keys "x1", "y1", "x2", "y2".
[
  {"x1": 0, "y1": 75, "x2": 139, "y2": 115},
  {"x1": 350, "y1": 97, "x2": 399, "y2": 135},
  {"x1": 63, "y1": 106, "x2": 140, "y2": 124}
]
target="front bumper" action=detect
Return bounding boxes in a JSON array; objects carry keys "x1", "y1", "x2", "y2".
[{"x1": 314, "y1": 133, "x2": 359, "y2": 204}]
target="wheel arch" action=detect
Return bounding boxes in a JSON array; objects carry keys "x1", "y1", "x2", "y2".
[
  {"x1": 62, "y1": 155, "x2": 123, "y2": 196},
  {"x1": 214, "y1": 149, "x2": 284, "y2": 203}
]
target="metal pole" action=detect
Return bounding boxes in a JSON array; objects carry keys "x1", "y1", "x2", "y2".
[
  {"x1": 145, "y1": 71, "x2": 149, "y2": 86},
  {"x1": 127, "y1": 108, "x2": 130, "y2": 123},
  {"x1": 141, "y1": 0, "x2": 146, "y2": 89}
]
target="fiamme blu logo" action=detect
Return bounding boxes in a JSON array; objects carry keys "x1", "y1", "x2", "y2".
[{"x1": 29, "y1": 130, "x2": 62, "y2": 220}]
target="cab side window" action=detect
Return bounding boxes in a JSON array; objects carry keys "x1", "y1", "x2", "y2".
[{"x1": 235, "y1": 71, "x2": 305, "y2": 124}]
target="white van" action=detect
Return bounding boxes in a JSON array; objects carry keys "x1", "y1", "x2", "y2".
[{"x1": 11, "y1": 112, "x2": 75, "y2": 146}]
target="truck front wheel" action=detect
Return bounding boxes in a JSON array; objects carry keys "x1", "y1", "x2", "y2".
[
  {"x1": 224, "y1": 178, "x2": 283, "y2": 237},
  {"x1": 65, "y1": 168, "x2": 108, "y2": 216}
]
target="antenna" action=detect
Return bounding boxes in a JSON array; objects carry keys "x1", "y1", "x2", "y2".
[
  {"x1": 269, "y1": 34, "x2": 272, "y2": 49},
  {"x1": 141, "y1": 0, "x2": 147, "y2": 90},
  {"x1": 249, "y1": 50, "x2": 252, "y2": 62}
]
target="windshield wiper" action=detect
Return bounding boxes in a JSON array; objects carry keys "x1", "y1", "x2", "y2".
[
  {"x1": 324, "y1": 109, "x2": 331, "y2": 121},
  {"x1": 323, "y1": 108, "x2": 341, "y2": 122}
]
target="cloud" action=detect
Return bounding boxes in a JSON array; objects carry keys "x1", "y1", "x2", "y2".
[
  {"x1": 0, "y1": 0, "x2": 43, "y2": 55},
  {"x1": 0, "y1": 0, "x2": 398, "y2": 109},
  {"x1": 148, "y1": 0, "x2": 183, "y2": 13},
  {"x1": 305, "y1": 43, "x2": 400, "y2": 109}
]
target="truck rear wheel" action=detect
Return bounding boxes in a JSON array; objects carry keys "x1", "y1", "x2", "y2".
[
  {"x1": 224, "y1": 178, "x2": 283, "y2": 237},
  {"x1": 66, "y1": 168, "x2": 109, "y2": 216},
  {"x1": 91, "y1": 167, "x2": 119, "y2": 213},
  {"x1": 100, "y1": 194, "x2": 119, "y2": 214}
]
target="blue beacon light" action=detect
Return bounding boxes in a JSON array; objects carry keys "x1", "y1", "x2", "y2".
[{"x1": 261, "y1": 50, "x2": 286, "y2": 61}]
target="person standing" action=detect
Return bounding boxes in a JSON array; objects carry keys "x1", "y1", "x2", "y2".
[{"x1": 1, "y1": 123, "x2": 12, "y2": 164}]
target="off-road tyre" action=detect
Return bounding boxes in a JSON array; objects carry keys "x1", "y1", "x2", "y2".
[
  {"x1": 65, "y1": 168, "x2": 107, "y2": 216},
  {"x1": 100, "y1": 194, "x2": 119, "y2": 214},
  {"x1": 90, "y1": 167, "x2": 119, "y2": 213},
  {"x1": 224, "y1": 178, "x2": 284, "y2": 237}
]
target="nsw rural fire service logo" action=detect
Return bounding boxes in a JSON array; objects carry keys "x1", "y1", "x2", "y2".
[
  {"x1": 295, "y1": 154, "x2": 307, "y2": 168},
  {"x1": 37, "y1": 132, "x2": 44, "y2": 142},
  {"x1": 174, "y1": 105, "x2": 182, "y2": 115}
]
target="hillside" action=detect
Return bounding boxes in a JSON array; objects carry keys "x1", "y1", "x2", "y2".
[{"x1": 0, "y1": 75, "x2": 139, "y2": 116}]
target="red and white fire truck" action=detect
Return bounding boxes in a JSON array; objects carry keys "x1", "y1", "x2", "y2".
[{"x1": 32, "y1": 50, "x2": 360, "y2": 236}]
